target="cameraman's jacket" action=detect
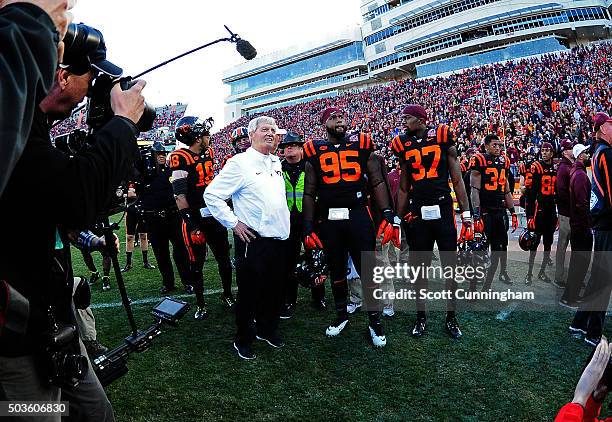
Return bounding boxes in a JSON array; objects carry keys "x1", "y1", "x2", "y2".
[
  {"x1": 0, "y1": 107, "x2": 140, "y2": 357},
  {"x1": 0, "y1": 3, "x2": 59, "y2": 197}
]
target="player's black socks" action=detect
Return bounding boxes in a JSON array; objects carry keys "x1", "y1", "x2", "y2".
[
  {"x1": 126, "y1": 252, "x2": 133, "y2": 266},
  {"x1": 142, "y1": 250, "x2": 148, "y2": 264}
]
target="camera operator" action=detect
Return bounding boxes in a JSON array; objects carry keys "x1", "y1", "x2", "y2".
[
  {"x1": 0, "y1": 0, "x2": 75, "y2": 196},
  {"x1": 139, "y1": 141, "x2": 193, "y2": 294},
  {"x1": 555, "y1": 337, "x2": 612, "y2": 421},
  {"x1": 0, "y1": 24, "x2": 146, "y2": 421}
]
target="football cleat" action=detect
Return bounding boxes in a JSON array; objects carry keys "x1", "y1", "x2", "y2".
[
  {"x1": 194, "y1": 306, "x2": 208, "y2": 320},
  {"x1": 411, "y1": 317, "x2": 427, "y2": 338},
  {"x1": 445, "y1": 316, "x2": 463, "y2": 339},
  {"x1": 326, "y1": 317, "x2": 349, "y2": 337},
  {"x1": 382, "y1": 304, "x2": 395, "y2": 317},
  {"x1": 585, "y1": 336, "x2": 601, "y2": 347},
  {"x1": 159, "y1": 286, "x2": 176, "y2": 295},
  {"x1": 347, "y1": 301, "x2": 361, "y2": 314},
  {"x1": 369, "y1": 324, "x2": 387, "y2": 348},
  {"x1": 524, "y1": 273, "x2": 533, "y2": 286},
  {"x1": 88, "y1": 271, "x2": 100, "y2": 285},
  {"x1": 143, "y1": 262, "x2": 156, "y2": 270},
  {"x1": 120, "y1": 263, "x2": 132, "y2": 273},
  {"x1": 569, "y1": 325, "x2": 587, "y2": 336}
]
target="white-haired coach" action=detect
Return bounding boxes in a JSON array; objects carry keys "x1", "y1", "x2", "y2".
[{"x1": 204, "y1": 116, "x2": 290, "y2": 360}]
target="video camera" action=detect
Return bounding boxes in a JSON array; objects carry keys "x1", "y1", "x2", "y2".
[{"x1": 93, "y1": 297, "x2": 190, "y2": 387}]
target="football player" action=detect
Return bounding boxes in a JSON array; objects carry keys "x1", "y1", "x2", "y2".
[
  {"x1": 302, "y1": 107, "x2": 396, "y2": 347},
  {"x1": 391, "y1": 104, "x2": 471, "y2": 339},
  {"x1": 169, "y1": 116, "x2": 235, "y2": 320},
  {"x1": 469, "y1": 134, "x2": 519, "y2": 290},
  {"x1": 525, "y1": 142, "x2": 558, "y2": 284}
]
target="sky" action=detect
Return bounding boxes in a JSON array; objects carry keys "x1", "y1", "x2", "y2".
[{"x1": 72, "y1": 0, "x2": 363, "y2": 131}]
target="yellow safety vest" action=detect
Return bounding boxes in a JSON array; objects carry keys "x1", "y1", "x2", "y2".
[{"x1": 284, "y1": 170, "x2": 304, "y2": 212}]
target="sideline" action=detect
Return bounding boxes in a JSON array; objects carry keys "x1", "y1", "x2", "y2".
[{"x1": 90, "y1": 287, "x2": 229, "y2": 309}]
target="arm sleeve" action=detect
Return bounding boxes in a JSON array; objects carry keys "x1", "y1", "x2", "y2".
[
  {"x1": 367, "y1": 153, "x2": 392, "y2": 212},
  {"x1": 302, "y1": 161, "x2": 318, "y2": 228},
  {"x1": 45, "y1": 117, "x2": 140, "y2": 228},
  {"x1": 203, "y1": 158, "x2": 242, "y2": 229},
  {"x1": 0, "y1": 3, "x2": 58, "y2": 197}
]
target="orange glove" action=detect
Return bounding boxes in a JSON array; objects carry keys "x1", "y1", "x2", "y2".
[
  {"x1": 304, "y1": 232, "x2": 323, "y2": 250},
  {"x1": 473, "y1": 219, "x2": 484, "y2": 233},
  {"x1": 527, "y1": 217, "x2": 536, "y2": 231},
  {"x1": 378, "y1": 210, "x2": 401, "y2": 248},
  {"x1": 511, "y1": 214, "x2": 519, "y2": 233},
  {"x1": 458, "y1": 223, "x2": 474, "y2": 242},
  {"x1": 190, "y1": 230, "x2": 206, "y2": 245},
  {"x1": 403, "y1": 212, "x2": 418, "y2": 224}
]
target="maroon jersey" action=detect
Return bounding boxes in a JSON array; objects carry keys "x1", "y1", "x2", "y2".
[
  {"x1": 303, "y1": 133, "x2": 373, "y2": 208},
  {"x1": 168, "y1": 147, "x2": 215, "y2": 210},
  {"x1": 470, "y1": 152, "x2": 510, "y2": 210},
  {"x1": 390, "y1": 124, "x2": 454, "y2": 203}
]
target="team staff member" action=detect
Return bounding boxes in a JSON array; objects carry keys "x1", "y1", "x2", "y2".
[
  {"x1": 470, "y1": 134, "x2": 518, "y2": 290},
  {"x1": 0, "y1": 27, "x2": 145, "y2": 420},
  {"x1": 391, "y1": 104, "x2": 472, "y2": 340},
  {"x1": 0, "y1": 0, "x2": 74, "y2": 196},
  {"x1": 205, "y1": 116, "x2": 290, "y2": 361},
  {"x1": 279, "y1": 131, "x2": 326, "y2": 319},
  {"x1": 554, "y1": 139, "x2": 575, "y2": 288},
  {"x1": 570, "y1": 113, "x2": 612, "y2": 346},
  {"x1": 303, "y1": 107, "x2": 393, "y2": 348},
  {"x1": 560, "y1": 143, "x2": 592, "y2": 308},
  {"x1": 140, "y1": 141, "x2": 192, "y2": 295},
  {"x1": 525, "y1": 142, "x2": 558, "y2": 284}
]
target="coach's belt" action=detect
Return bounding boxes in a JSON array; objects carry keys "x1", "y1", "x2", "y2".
[{"x1": 328, "y1": 208, "x2": 350, "y2": 220}]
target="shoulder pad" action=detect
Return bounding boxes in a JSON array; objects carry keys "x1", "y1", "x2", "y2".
[
  {"x1": 390, "y1": 134, "x2": 409, "y2": 155},
  {"x1": 358, "y1": 133, "x2": 373, "y2": 150},
  {"x1": 303, "y1": 140, "x2": 317, "y2": 158},
  {"x1": 434, "y1": 124, "x2": 452, "y2": 144},
  {"x1": 470, "y1": 153, "x2": 486, "y2": 169},
  {"x1": 168, "y1": 149, "x2": 196, "y2": 169}
]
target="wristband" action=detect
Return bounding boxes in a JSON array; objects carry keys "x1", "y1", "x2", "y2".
[{"x1": 461, "y1": 211, "x2": 471, "y2": 220}]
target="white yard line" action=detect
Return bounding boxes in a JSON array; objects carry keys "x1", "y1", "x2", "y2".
[{"x1": 91, "y1": 287, "x2": 228, "y2": 309}]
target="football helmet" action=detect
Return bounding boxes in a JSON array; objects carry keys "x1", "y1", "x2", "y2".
[
  {"x1": 519, "y1": 229, "x2": 539, "y2": 251},
  {"x1": 174, "y1": 116, "x2": 214, "y2": 145},
  {"x1": 295, "y1": 249, "x2": 329, "y2": 289},
  {"x1": 229, "y1": 127, "x2": 249, "y2": 144}
]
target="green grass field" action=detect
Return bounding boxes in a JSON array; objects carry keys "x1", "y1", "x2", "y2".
[{"x1": 73, "y1": 217, "x2": 598, "y2": 421}]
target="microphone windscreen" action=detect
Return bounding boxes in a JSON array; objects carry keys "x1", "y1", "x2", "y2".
[{"x1": 236, "y1": 39, "x2": 257, "y2": 60}]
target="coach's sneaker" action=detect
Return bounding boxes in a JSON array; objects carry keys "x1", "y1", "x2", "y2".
[
  {"x1": 538, "y1": 270, "x2": 551, "y2": 283},
  {"x1": 445, "y1": 316, "x2": 463, "y2": 339},
  {"x1": 101, "y1": 276, "x2": 111, "y2": 291},
  {"x1": 233, "y1": 342, "x2": 256, "y2": 360},
  {"x1": 411, "y1": 316, "x2": 427, "y2": 338},
  {"x1": 194, "y1": 306, "x2": 208, "y2": 320},
  {"x1": 347, "y1": 301, "x2": 361, "y2": 314},
  {"x1": 498, "y1": 271, "x2": 512, "y2": 285},
  {"x1": 524, "y1": 273, "x2": 533, "y2": 286},
  {"x1": 326, "y1": 316, "x2": 349, "y2": 337},
  {"x1": 256, "y1": 333, "x2": 285, "y2": 348},
  {"x1": 585, "y1": 336, "x2": 602, "y2": 347},
  {"x1": 369, "y1": 324, "x2": 387, "y2": 348},
  {"x1": 569, "y1": 325, "x2": 587, "y2": 337},
  {"x1": 88, "y1": 271, "x2": 100, "y2": 285}
]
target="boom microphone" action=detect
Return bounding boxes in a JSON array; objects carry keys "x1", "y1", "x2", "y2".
[{"x1": 236, "y1": 38, "x2": 257, "y2": 60}]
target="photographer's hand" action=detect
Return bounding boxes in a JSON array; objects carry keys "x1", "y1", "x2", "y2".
[
  {"x1": 572, "y1": 337, "x2": 610, "y2": 407},
  {"x1": 110, "y1": 79, "x2": 146, "y2": 125}
]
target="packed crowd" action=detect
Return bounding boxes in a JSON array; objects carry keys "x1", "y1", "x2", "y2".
[
  {"x1": 49, "y1": 102, "x2": 188, "y2": 140},
  {"x1": 212, "y1": 43, "x2": 612, "y2": 169}
]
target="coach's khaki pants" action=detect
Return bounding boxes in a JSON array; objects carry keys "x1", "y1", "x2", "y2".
[{"x1": 555, "y1": 214, "x2": 571, "y2": 282}]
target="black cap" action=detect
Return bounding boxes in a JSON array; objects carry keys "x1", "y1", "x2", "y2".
[
  {"x1": 279, "y1": 131, "x2": 303, "y2": 147},
  {"x1": 62, "y1": 23, "x2": 123, "y2": 78}
]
